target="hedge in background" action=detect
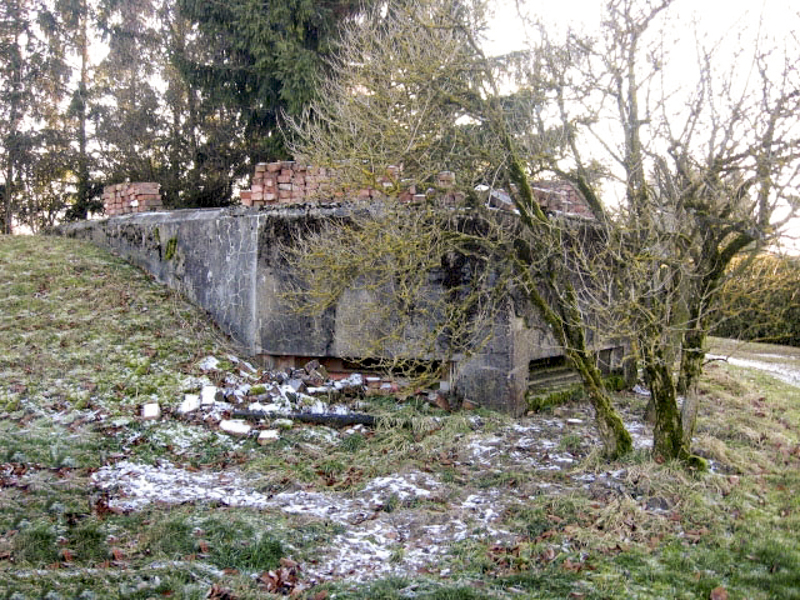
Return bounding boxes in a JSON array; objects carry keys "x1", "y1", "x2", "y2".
[{"x1": 712, "y1": 253, "x2": 800, "y2": 347}]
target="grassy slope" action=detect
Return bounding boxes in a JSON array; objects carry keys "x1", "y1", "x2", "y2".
[{"x1": 1, "y1": 235, "x2": 799, "y2": 599}]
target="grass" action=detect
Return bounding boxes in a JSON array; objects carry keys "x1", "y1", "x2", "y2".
[{"x1": 2, "y1": 234, "x2": 800, "y2": 598}]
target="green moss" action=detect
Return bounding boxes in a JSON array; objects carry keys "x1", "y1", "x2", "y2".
[
  {"x1": 164, "y1": 236, "x2": 178, "y2": 260},
  {"x1": 603, "y1": 372, "x2": 629, "y2": 391},
  {"x1": 526, "y1": 383, "x2": 585, "y2": 411}
]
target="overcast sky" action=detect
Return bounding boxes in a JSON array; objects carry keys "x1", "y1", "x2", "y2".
[
  {"x1": 486, "y1": 0, "x2": 799, "y2": 253},
  {"x1": 486, "y1": 0, "x2": 796, "y2": 55}
]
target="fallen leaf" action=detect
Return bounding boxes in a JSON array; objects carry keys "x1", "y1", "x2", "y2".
[
  {"x1": 561, "y1": 558, "x2": 583, "y2": 573},
  {"x1": 709, "y1": 586, "x2": 728, "y2": 600},
  {"x1": 540, "y1": 547, "x2": 557, "y2": 562},
  {"x1": 207, "y1": 583, "x2": 238, "y2": 600}
]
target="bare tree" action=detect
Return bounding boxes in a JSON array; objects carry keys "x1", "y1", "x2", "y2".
[
  {"x1": 285, "y1": 0, "x2": 633, "y2": 458},
  {"x1": 524, "y1": 0, "x2": 800, "y2": 462}
]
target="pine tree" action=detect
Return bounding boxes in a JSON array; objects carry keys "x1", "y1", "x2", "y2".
[
  {"x1": 0, "y1": 0, "x2": 71, "y2": 232},
  {"x1": 172, "y1": 0, "x2": 370, "y2": 204}
]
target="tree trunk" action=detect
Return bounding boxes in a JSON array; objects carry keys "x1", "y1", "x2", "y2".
[
  {"x1": 575, "y1": 353, "x2": 633, "y2": 459},
  {"x1": 642, "y1": 344, "x2": 704, "y2": 466},
  {"x1": 75, "y1": 7, "x2": 90, "y2": 219},
  {"x1": 645, "y1": 356, "x2": 684, "y2": 460},
  {"x1": 678, "y1": 328, "x2": 705, "y2": 447}
]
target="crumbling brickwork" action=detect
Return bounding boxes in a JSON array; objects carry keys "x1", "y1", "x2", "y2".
[
  {"x1": 532, "y1": 182, "x2": 594, "y2": 217},
  {"x1": 103, "y1": 183, "x2": 163, "y2": 216},
  {"x1": 239, "y1": 161, "x2": 425, "y2": 207},
  {"x1": 238, "y1": 160, "x2": 592, "y2": 216}
]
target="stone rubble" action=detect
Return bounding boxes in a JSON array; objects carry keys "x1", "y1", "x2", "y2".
[{"x1": 175, "y1": 355, "x2": 380, "y2": 442}]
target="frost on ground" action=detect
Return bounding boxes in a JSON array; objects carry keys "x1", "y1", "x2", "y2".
[{"x1": 90, "y1": 397, "x2": 651, "y2": 585}]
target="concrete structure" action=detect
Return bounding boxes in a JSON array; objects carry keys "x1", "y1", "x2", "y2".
[{"x1": 58, "y1": 205, "x2": 627, "y2": 415}]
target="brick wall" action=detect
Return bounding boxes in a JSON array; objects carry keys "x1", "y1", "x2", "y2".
[
  {"x1": 238, "y1": 161, "x2": 592, "y2": 217},
  {"x1": 239, "y1": 161, "x2": 428, "y2": 207},
  {"x1": 103, "y1": 183, "x2": 163, "y2": 216},
  {"x1": 532, "y1": 182, "x2": 594, "y2": 217},
  {"x1": 101, "y1": 166, "x2": 592, "y2": 218}
]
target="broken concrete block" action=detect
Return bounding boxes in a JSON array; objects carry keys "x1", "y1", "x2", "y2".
[
  {"x1": 273, "y1": 418, "x2": 294, "y2": 430},
  {"x1": 258, "y1": 429, "x2": 281, "y2": 446},
  {"x1": 220, "y1": 419, "x2": 252, "y2": 437},
  {"x1": 307, "y1": 369, "x2": 327, "y2": 387},
  {"x1": 201, "y1": 385, "x2": 218, "y2": 405},
  {"x1": 142, "y1": 403, "x2": 161, "y2": 420},
  {"x1": 286, "y1": 378, "x2": 306, "y2": 393},
  {"x1": 179, "y1": 394, "x2": 201, "y2": 414},
  {"x1": 257, "y1": 429, "x2": 280, "y2": 445}
]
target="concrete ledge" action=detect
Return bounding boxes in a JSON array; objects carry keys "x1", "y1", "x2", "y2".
[{"x1": 57, "y1": 206, "x2": 626, "y2": 415}]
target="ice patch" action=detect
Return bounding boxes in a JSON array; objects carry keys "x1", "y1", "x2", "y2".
[
  {"x1": 362, "y1": 473, "x2": 435, "y2": 506},
  {"x1": 707, "y1": 354, "x2": 800, "y2": 387},
  {"x1": 91, "y1": 461, "x2": 271, "y2": 511}
]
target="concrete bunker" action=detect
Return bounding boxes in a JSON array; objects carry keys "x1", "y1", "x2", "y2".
[{"x1": 58, "y1": 171, "x2": 629, "y2": 415}]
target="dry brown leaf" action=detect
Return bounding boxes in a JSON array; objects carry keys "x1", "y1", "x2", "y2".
[
  {"x1": 207, "y1": 583, "x2": 238, "y2": 600},
  {"x1": 709, "y1": 586, "x2": 728, "y2": 600}
]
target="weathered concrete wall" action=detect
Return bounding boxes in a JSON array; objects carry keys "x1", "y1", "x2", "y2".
[
  {"x1": 58, "y1": 206, "x2": 624, "y2": 415},
  {"x1": 63, "y1": 208, "x2": 263, "y2": 352}
]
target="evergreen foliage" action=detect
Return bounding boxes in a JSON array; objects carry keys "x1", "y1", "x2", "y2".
[{"x1": 0, "y1": 0, "x2": 369, "y2": 226}]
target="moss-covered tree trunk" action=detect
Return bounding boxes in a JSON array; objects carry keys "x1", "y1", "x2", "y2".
[
  {"x1": 678, "y1": 327, "x2": 706, "y2": 447},
  {"x1": 567, "y1": 347, "x2": 633, "y2": 459},
  {"x1": 642, "y1": 344, "x2": 689, "y2": 461}
]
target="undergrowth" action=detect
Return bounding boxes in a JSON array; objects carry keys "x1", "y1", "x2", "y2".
[{"x1": 1, "y1": 236, "x2": 799, "y2": 599}]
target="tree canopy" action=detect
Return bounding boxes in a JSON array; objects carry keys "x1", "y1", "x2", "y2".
[
  {"x1": 285, "y1": 0, "x2": 800, "y2": 462},
  {"x1": 0, "y1": 0, "x2": 370, "y2": 230}
]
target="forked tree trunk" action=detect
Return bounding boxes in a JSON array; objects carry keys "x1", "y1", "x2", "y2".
[
  {"x1": 643, "y1": 344, "x2": 698, "y2": 463},
  {"x1": 646, "y1": 362, "x2": 685, "y2": 460}
]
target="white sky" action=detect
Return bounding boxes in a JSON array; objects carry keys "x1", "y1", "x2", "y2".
[
  {"x1": 486, "y1": 0, "x2": 800, "y2": 253},
  {"x1": 486, "y1": 0, "x2": 797, "y2": 54}
]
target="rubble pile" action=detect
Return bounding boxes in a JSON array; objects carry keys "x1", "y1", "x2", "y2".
[
  {"x1": 103, "y1": 182, "x2": 163, "y2": 216},
  {"x1": 142, "y1": 355, "x2": 379, "y2": 443}
]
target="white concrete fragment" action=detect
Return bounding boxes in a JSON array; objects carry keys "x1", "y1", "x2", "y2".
[
  {"x1": 219, "y1": 419, "x2": 252, "y2": 436},
  {"x1": 307, "y1": 386, "x2": 331, "y2": 395},
  {"x1": 200, "y1": 385, "x2": 217, "y2": 405},
  {"x1": 346, "y1": 373, "x2": 365, "y2": 386},
  {"x1": 142, "y1": 403, "x2": 161, "y2": 420},
  {"x1": 197, "y1": 356, "x2": 220, "y2": 371},
  {"x1": 257, "y1": 429, "x2": 280, "y2": 445},
  {"x1": 273, "y1": 418, "x2": 294, "y2": 430},
  {"x1": 179, "y1": 394, "x2": 201, "y2": 414}
]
